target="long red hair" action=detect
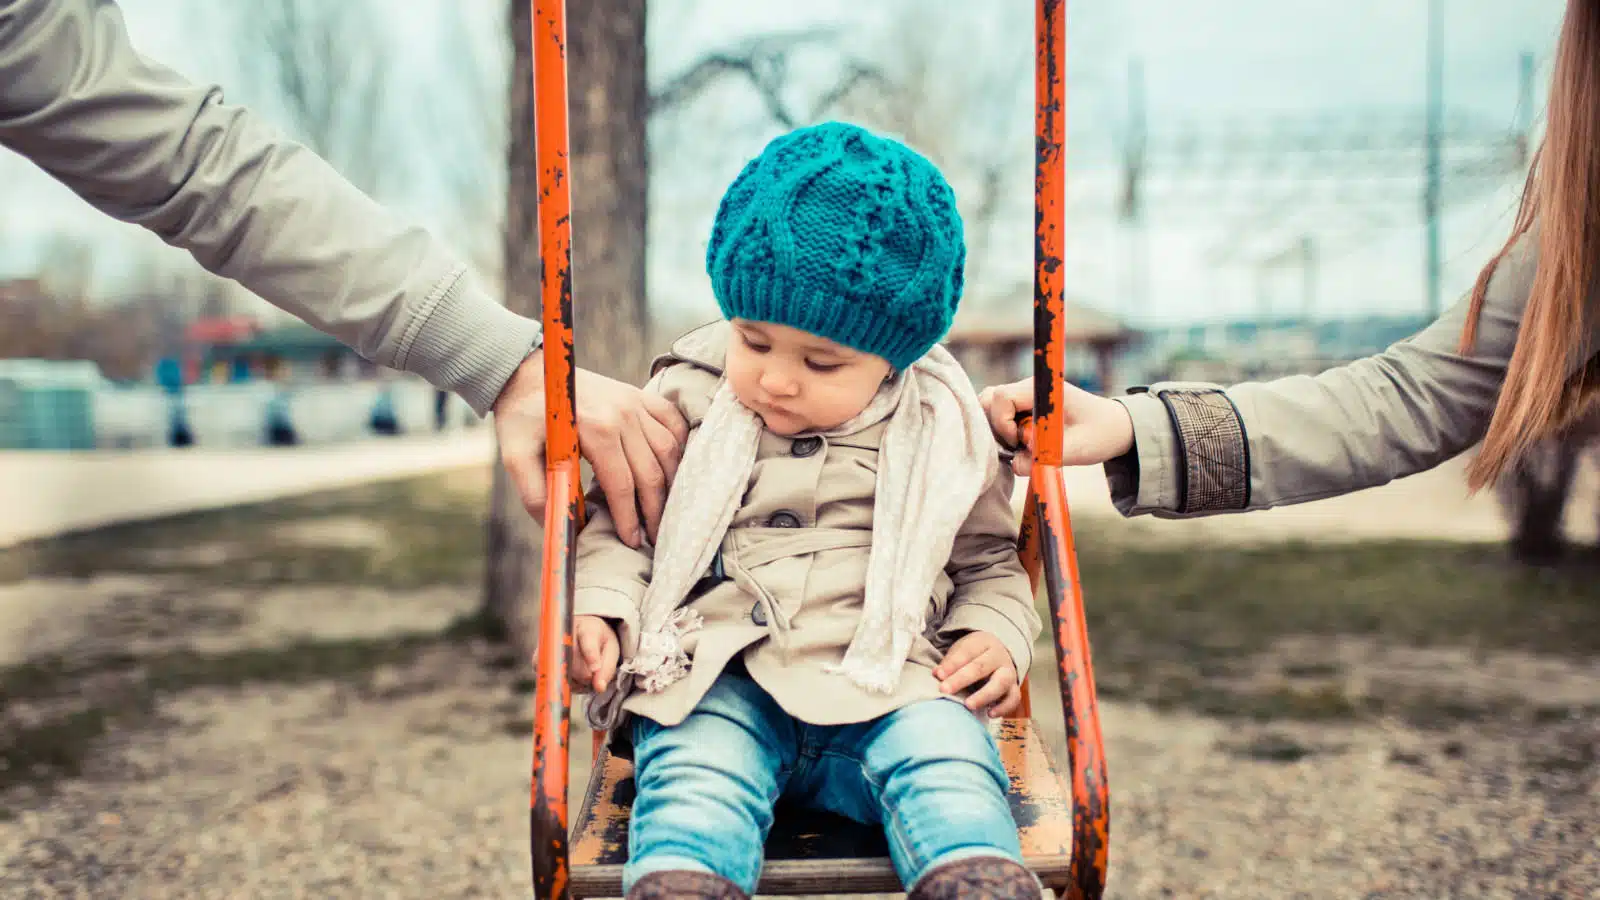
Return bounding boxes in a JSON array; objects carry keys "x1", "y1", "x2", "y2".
[{"x1": 1461, "y1": 0, "x2": 1600, "y2": 489}]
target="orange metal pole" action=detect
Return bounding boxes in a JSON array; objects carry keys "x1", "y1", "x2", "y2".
[
  {"x1": 1031, "y1": 467, "x2": 1108, "y2": 900},
  {"x1": 529, "y1": 1, "x2": 577, "y2": 898},
  {"x1": 534, "y1": 6, "x2": 578, "y2": 473},
  {"x1": 1034, "y1": 2, "x2": 1109, "y2": 898},
  {"x1": 1033, "y1": 0, "x2": 1067, "y2": 470}
]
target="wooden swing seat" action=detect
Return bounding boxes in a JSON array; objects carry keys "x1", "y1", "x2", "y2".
[{"x1": 568, "y1": 717, "x2": 1074, "y2": 898}]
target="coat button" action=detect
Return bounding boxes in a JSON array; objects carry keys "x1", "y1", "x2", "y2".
[
  {"x1": 790, "y1": 436, "x2": 822, "y2": 458},
  {"x1": 750, "y1": 601, "x2": 768, "y2": 626},
  {"x1": 766, "y1": 510, "x2": 801, "y2": 528}
]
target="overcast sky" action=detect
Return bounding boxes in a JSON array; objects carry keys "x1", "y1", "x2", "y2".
[{"x1": 0, "y1": 0, "x2": 1569, "y2": 327}]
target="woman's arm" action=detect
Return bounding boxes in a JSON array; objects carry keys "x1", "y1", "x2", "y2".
[
  {"x1": 1110, "y1": 231, "x2": 1550, "y2": 517},
  {"x1": 983, "y1": 229, "x2": 1589, "y2": 518},
  {"x1": 0, "y1": 0, "x2": 538, "y2": 415}
]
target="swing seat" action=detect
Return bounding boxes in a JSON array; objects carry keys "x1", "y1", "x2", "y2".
[{"x1": 568, "y1": 717, "x2": 1075, "y2": 897}]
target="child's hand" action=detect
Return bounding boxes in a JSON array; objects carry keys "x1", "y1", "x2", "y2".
[
  {"x1": 934, "y1": 631, "x2": 1022, "y2": 718},
  {"x1": 571, "y1": 615, "x2": 620, "y2": 693}
]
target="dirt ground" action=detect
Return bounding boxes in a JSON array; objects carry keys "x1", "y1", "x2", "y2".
[{"x1": 1, "y1": 465, "x2": 1596, "y2": 898}]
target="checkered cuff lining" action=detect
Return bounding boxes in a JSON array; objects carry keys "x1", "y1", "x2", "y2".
[{"x1": 1156, "y1": 389, "x2": 1250, "y2": 513}]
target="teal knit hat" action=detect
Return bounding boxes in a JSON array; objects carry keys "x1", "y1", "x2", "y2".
[{"x1": 705, "y1": 121, "x2": 966, "y2": 371}]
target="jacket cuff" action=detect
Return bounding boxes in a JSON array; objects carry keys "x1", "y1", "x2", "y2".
[
  {"x1": 392, "y1": 266, "x2": 544, "y2": 417},
  {"x1": 1111, "y1": 384, "x2": 1252, "y2": 515},
  {"x1": 574, "y1": 586, "x2": 642, "y2": 652},
  {"x1": 1107, "y1": 392, "x2": 1179, "y2": 514},
  {"x1": 937, "y1": 603, "x2": 1033, "y2": 678},
  {"x1": 1154, "y1": 386, "x2": 1251, "y2": 513}
]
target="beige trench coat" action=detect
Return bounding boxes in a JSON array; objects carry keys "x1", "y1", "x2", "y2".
[{"x1": 574, "y1": 322, "x2": 1042, "y2": 729}]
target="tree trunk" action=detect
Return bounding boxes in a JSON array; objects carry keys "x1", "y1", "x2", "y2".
[
  {"x1": 482, "y1": 0, "x2": 651, "y2": 653},
  {"x1": 568, "y1": 0, "x2": 652, "y2": 383},
  {"x1": 1496, "y1": 436, "x2": 1581, "y2": 564}
]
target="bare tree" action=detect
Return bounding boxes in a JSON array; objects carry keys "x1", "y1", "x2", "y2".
[
  {"x1": 483, "y1": 0, "x2": 653, "y2": 653},
  {"x1": 650, "y1": 28, "x2": 886, "y2": 128},
  {"x1": 477, "y1": 2, "x2": 1023, "y2": 645},
  {"x1": 224, "y1": 0, "x2": 407, "y2": 199},
  {"x1": 1493, "y1": 408, "x2": 1600, "y2": 564},
  {"x1": 827, "y1": 3, "x2": 1034, "y2": 300},
  {"x1": 425, "y1": 0, "x2": 511, "y2": 280}
]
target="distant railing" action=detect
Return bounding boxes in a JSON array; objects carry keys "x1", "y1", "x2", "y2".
[{"x1": 0, "y1": 360, "x2": 478, "y2": 451}]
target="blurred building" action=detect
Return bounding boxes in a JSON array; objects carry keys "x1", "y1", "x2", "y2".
[
  {"x1": 944, "y1": 292, "x2": 1139, "y2": 394},
  {"x1": 1123, "y1": 313, "x2": 1434, "y2": 384},
  {"x1": 168, "y1": 317, "x2": 376, "y2": 387}
]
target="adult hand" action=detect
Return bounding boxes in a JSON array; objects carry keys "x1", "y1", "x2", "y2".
[
  {"x1": 493, "y1": 351, "x2": 689, "y2": 548},
  {"x1": 978, "y1": 377, "x2": 1137, "y2": 477}
]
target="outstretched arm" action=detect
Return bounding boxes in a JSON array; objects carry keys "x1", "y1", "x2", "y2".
[
  {"x1": 982, "y1": 229, "x2": 1567, "y2": 517},
  {"x1": 0, "y1": 0, "x2": 537, "y2": 415},
  {"x1": 0, "y1": 0, "x2": 690, "y2": 539},
  {"x1": 1109, "y1": 229, "x2": 1543, "y2": 516}
]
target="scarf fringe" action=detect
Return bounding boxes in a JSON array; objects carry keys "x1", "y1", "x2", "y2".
[
  {"x1": 821, "y1": 599, "x2": 932, "y2": 693},
  {"x1": 822, "y1": 658, "x2": 902, "y2": 694},
  {"x1": 618, "y1": 606, "x2": 704, "y2": 693}
]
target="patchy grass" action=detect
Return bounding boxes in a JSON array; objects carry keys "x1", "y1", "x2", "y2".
[
  {"x1": 6, "y1": 467, "x2": 1598, "y2": 798},
  {"x1": 0, "y1": 469, "x2": 508, "y2": 802},
  {"x1": 0, "y1": 470, "x2": 493, "y2": 589},
  {"x1": 1219, "y1": 730, "x2": 1331, "y2": 764},
  {"x1": 0, "y1": 623, "x2": 486, "y2": 797},
  {"x1": 1072, "y1": 536, "x2": 1600, "y2": 660},
  {"x1": 1040, "y1": 534, "x2": 1600, "y2": 728}
]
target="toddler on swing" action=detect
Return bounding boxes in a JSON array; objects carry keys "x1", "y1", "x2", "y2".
[{"x1": 570, "y1": 120, "x2": 1043, "y2": 900}]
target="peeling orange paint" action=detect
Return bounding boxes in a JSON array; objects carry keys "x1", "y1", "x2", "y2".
[{"x1": 529, "y1": 1, "x2": 577, "y2": 898}]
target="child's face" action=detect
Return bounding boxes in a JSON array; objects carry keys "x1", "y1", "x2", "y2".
[{"x1": 725, "y1": 319, "x2": 892, "y2": 435}]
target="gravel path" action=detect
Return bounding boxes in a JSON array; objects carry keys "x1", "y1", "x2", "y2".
[
  {"x1": 2, "y1": 456, "x2": 1596, "y2": 898},
  {"x1": 2, "y1": 577, "x2": 1594, "y2": 899}
]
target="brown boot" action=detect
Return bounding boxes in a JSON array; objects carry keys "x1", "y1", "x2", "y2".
[
  {"x1": 908, "y1": 855, "x2": 1040, "y2": 900},
  {"x1": 626, "y1": 869, "x2": 749, "y2": 900}
]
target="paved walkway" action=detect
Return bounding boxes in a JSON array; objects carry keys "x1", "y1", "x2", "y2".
[
  {"x1": 1054, "y1": 451, "x2": 1518, "y2": 543},
  {"x1": 6, "y1": 425, "x2": 1584, "y2": 551},
  {"x1": 0, "y1": 428, "x2": 498, "y2": 548},
  {"x1": 1048, "y1": 447, "x2": 1600, "y2": 548}
]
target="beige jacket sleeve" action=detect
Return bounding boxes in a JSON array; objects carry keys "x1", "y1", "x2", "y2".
[
  {"x1": 0, "y1": 0, "x2": 540, "y2": 415},
  {"x1": 1106, "y1": 228, "x2": 1577, "y2": 517},
  {"x1": 571, "y1": 475, "x2": 650, "y2": 657},
  {"x1": 571, "y1": 368, "x2": 680, "y2": 649},
  {"x1": 936, "y1": 461, "x2": 1042, "y2": 677}
]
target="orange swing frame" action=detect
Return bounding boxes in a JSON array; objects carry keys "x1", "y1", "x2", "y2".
[{"x1": 525, "y1": 2, "x2": 1107, "y2": 897}]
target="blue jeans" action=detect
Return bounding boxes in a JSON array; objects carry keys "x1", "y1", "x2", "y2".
[{"x1": 622, "y1": 668, "x2": 1025, "y2": 895}]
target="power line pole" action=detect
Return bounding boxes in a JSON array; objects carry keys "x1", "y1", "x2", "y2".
[
  {"x1": 1516, "y1": 50, "x2": 1535, "y2": 160},
  {"x1": 1300, "y1": 234, "x2": 1317, "y2": 324},
  {"x1": 1423, "y1": 0, "x2": 1444, "y2": 318},
  {"x1": 1122, "y1": 59, "x2": 1148, "y2": 317}
]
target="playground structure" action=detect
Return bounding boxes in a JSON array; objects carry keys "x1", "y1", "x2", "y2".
[{"x1": 522, "y1": 1, "x2": 1108, "y2": 898}]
